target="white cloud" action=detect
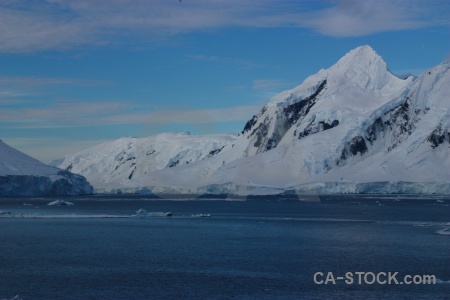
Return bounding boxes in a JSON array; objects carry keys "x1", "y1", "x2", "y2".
[
  {"x1": 1, "y1": 0, "x2": 448, "y2": 52},
  {"x1": 301, "y1": 0, "x2": 428, "y2": 37}
]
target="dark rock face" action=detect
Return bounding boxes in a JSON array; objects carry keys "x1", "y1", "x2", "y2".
[
  {"x1": 336, "y1": 96, "x2": 426, "y2": 167},
  {"x1": 206, "y1": 146, "x2": 225, "y2": 158},
  {"x1": 252, "y1": 122, "x2": 269, "y2": 149},
  {"x1": 298, "y1": 119, "x2": 339, "y2": 139},
  {"x1": 283, "y1": 80, "x2": 327, "y2": 126},
  {"x1": 128, "y1": 168, "x2": 135, "y2": 180},
  {"x1": 167, "y1": 159, "x2": 180, "y2": 168},
  {"x1": 349, "y1": 136, "x2": 368, "y2": 155},
  {"x1": 427, "y1": 124, "x2": 450, "y2": 148},
  {"x1": 241, "y1": 80, "x2": 327, "y2": 154},
  {"x1": 365, "y1": 97, "x2": 421, "y2": 151},
  {"x1": 112, "y1": 151, "x2": 136, "y2": 173},
  {"x1": 337, "y1": 136, "x2": 368, "y2": 166},
  {"x1": 0, "y1": 172, "x2": 93, "y2": 196},
  {"x1": 242, "y1": 115, "x2": 258, "y2": 135}
]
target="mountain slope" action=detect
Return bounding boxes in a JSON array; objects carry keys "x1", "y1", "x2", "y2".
[
  {"x1": 51, "y1": 132, "x2": 235, "y2": 193},
  {"x1": 52, "y1": 46, "x2": 450, "y2": 195},
  {"x1": 0, "y1": 139, "x2": 93, "y2": 196},
  {"x1": 215, "y1": 46, "x2": 413, "y2": 165}
]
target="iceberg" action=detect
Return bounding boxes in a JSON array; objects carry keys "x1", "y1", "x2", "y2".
[
  {"x1": 0, "y1": 210, "x2": 12, "y2": 216},
  {"x1": 191, "y1": 214, "x2": 211, "y2": 218},
  {"x1": 435, "y1": 227, "x2": 450, "y2": 236},
  {"x1": 436, "y1": 278, "x2": 450, "y2": 284},
  {"x1": 133, "y1": 208, "x2": 172, "y2": 217},
  {"x1": 0, "y1": 139, "x2": 93, "y2": 196},
  {"x1": 47, "y1": 199, "x2": 74, "y2": 206}
]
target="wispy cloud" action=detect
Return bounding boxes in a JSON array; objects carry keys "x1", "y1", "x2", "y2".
[
  {"x1": 100, "y1": 105, "x2": 261, "y2": 125},
  {"x1": 0, "y1": 75, "x2": 112, "y2": 87},
  {"x1": 0, "y1": 100, "x2": 132, "y2": 125},
  {"x1": 0, "y1": 99, "x2": 260, "y2": 127},
  {"x1": 0, "y1": 75, "x2": 113, "y2": 104},
  {"x1": 1, "y1": 103, "x2": 261, "y2": 161},
  {"x1": 1, "y1": 0, "x2": 448, "y2": 53},
  {"x1": 252, "y1": 79, "x2": 292, "y2": 90}
]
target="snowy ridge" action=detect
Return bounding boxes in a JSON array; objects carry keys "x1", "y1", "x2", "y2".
[
  {"x1": 51, "y1": 132, "x2": 235, "y2": 192},
  {"x1": 225, "y1": 46, "x2": 412, "y2": 161},
  {"x1": 52, "y1": 46, "x2": 450, "y2": 195},
  {"x1": 0, "y1": 139, "x2": 93, "y2": 196}
]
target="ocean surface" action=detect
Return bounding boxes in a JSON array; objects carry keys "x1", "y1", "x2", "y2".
[{"x1": 1, "y1": 195, "x2": 450, "y2": 300}]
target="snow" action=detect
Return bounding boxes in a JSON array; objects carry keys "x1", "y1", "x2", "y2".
[
  {"x1": 0, "y1": 139, "x2": 60, "y2": 176},
  {"x1": 50, "y1": 45, "x2": 450, "y2": 195},
  {"x1": 51, "y1": 132, "x2": 235, "y2": 193},
  {"x1": 0, "y1": 139, "x2": 93, "y2": 196}
]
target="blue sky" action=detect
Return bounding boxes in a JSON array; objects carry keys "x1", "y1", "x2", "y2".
[{"x1": 1, "y1": 0, "x2": 449, "y2": 162}]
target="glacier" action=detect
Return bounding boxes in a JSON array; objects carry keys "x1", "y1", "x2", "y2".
[
  {"x1": 51, "y1": 46, "x2": 450, "y2": 196},
  {"x1": 0, "y1": 139, "x2": 93, "y2": 196}
]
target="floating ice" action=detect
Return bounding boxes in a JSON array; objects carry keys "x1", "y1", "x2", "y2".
[
  {"x1": 191, "y1": 214, "x2": 211, "y2": 218},
  {"x1": 436, "y1": 227, "x2": 450, "y2": 236},
  {"x1": 133, "y1": 208, "x2": 172, "y2": 217},
  {"x1": 1, "y1": 295, "x2": 23, "y2": 300},
  {"x1": 47, "y1": 199, "x2": 74, "y2": 206},
  {"x1": 436, "y1": 278, "x2": 450, "y2": 284}
]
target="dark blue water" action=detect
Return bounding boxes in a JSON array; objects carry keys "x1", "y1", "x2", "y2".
[{"x1": 1, "y1": 196, "x2": 450, "y2": 299}]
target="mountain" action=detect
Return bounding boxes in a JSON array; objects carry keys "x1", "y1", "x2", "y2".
[
  {"x1": 0, "y1": 139, "x2": 93, "y2": 196},
  {"x1": 52, "y1": 46, "x2": 450, "y2": 195},
  {"x1": 50, "y1": 132, "x2": 236, "y2": 193}
]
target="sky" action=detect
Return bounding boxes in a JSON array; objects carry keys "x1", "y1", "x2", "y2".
[{"x1": 0, "y1": 0, "x2": 449, "y2": 162}]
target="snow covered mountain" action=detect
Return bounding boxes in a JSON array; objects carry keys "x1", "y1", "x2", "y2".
[
  {"x1": 50, "y1": 132, "x2": 236, "y2": 193},
  {"x1": 0, "y1": 139, "x2": 93, "y2": 196},
  {"x1": 52, "y1": 46, "x2": 450, "y2": 195}
]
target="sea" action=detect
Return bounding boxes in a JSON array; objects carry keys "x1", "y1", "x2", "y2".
[{"x1": 1, "y1": 195, "x2": 449, "y2": 300}]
